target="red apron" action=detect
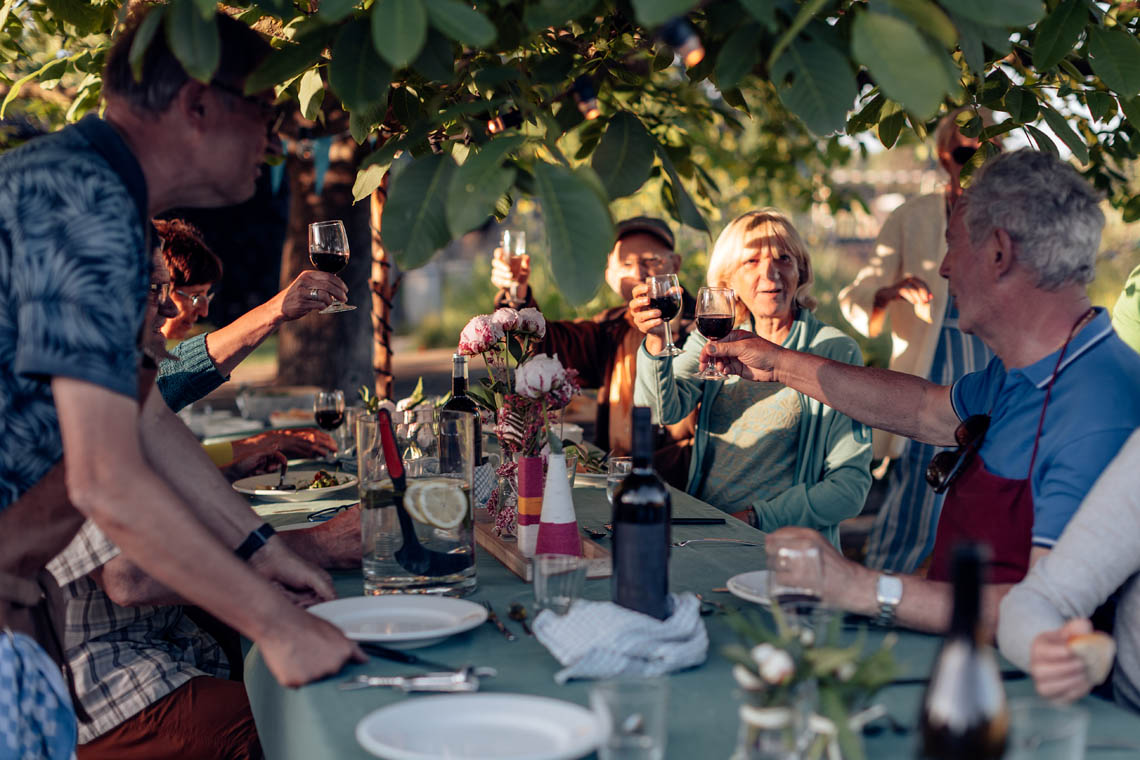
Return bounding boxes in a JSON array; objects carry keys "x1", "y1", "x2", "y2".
[
  {"x1": 926, "y1": 453, "x2": 1034, "y2": 584},
  {"x1": 926, "y1": 310, "x2": 1092, "y2": 584}
]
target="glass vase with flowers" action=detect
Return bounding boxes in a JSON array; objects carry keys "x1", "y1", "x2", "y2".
[{"x1": 456, "y1": 307, "x2": 579, "y2": 536}]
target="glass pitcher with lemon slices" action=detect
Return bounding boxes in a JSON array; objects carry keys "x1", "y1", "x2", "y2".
[{"x1": 358, "y1": 411, "x2": 477, "y2": 596}]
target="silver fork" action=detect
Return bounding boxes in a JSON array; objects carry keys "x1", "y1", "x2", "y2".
[{"x1": 672, "y1": 538, "x2": 762, "y2": 548}]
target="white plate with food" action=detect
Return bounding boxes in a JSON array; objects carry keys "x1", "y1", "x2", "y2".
[
  {"x1": 309, "y1": 595, "x2": 487, "y2": 648},
  {"x1": 727, "y1": 570, "x2": 771, "y2": 607},
  {"x1": 355, "y1": 693, "x2": 605, "y2": 760},
  {"x1": 232, "y1": 467, "x2": 357, "y2": 502}
]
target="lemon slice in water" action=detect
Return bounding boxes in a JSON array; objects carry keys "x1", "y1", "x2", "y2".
[{"x1": 404, "y1": 478, "x2": 468, "y2": 529}]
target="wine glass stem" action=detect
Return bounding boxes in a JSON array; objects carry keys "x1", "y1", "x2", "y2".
[{"x1": 663, "y1": 320, "x2": 674, "y2": 351}]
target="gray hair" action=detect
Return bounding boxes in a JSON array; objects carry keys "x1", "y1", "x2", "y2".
[
  {"x1": 962, "y1": 149, "x2": 1104, "y2": 290},
  {"x1": 103, "y1": 8, "x2": 270, "y2": 114}
]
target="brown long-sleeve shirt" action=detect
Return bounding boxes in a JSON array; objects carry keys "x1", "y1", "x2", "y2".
[{"x1": 494, "y1": 289, "x2": 697, "y2": 488}]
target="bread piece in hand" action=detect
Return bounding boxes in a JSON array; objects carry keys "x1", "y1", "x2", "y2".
[{"x1": 1067, "y1": 631, "x2": 1116, "y2": 685}]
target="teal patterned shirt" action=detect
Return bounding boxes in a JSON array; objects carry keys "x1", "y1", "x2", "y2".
[{"x1": 0, "y1": 115, "x2": 150, "y2": 511}]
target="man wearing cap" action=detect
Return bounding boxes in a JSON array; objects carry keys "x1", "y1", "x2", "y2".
[{"x1": 492, "y1": 217, "x2": 695, "y2": 481}]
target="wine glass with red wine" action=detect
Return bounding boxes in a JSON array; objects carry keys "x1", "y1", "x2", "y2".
[
  {"x1": 308, "y1": 220, "x2": 356, "y2": 314},
  {"x1": 314, "y1": 391, "x2": 346, "y2": 461},
  {"x1": 695, "y1": 286, "x2": 735, "y2": 380},
  {"x1": 767, "y1": 536, "x2": 825, "y2": 633},
  {"x1": 646, "y1": 273, "x2": 684, "y2": 357}
]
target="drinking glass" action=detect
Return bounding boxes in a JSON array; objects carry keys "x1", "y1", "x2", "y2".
[
  {"x1": 501, "y1": 228, "x2": 527, "y2": 306},
  {"x1": 337, "y1": 406, "x2": 364, "y2": 460},
  {"x1": 696, "y1": 287, "x2": 735, "y2": 380},
  {"x1": 646, "y1": 274, "x2": 683, "y2": 357},
  {"x1": 358, "y1": 412, "x2": 477, "y2": 596},
  {"x1": 590, "y1": 677, "x2": 668, "y2": 760},
  {"x1": 606, "y1": 457, "x2": 633, "y2": 504},
  {"x1": 767, "y1": 536, "x2": 824, "y2": 633},
  {"x1": 1006, "y1": 699, "x2": 1088, "y2": 760},
  {"x1": 308, "y1": 220, "x2": 355, "y2": 313},
  {"x1": 532, "y1": 554, "x2": 587, "y2": 614},
  {"x1": 314, "y1": 390, "x2": 345, "y2": 437}
]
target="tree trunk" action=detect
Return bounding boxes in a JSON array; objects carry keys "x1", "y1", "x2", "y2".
[
  {"x1": 369, "y1": 177, "x2": 400, "y2": 400},
  {"x1": 276, "y1": 113, "x2": 373, "y2": 395}
]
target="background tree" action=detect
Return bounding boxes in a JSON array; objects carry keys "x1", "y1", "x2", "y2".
[{"x1": 3, "y1": 0, "x2": 1138, "y2": 390}]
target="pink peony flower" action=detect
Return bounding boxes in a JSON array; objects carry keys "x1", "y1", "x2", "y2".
[
  {"x1": 458, "y1": 315, "x2": 504, "y2": 355},
  {"x1": 515, "y1": 353, "x2": 569, "y2": 399},
  {"x1": 491, "y1": 307, "x2": 520, "y2": 332},
  {"x1": 517, "y1": 307, "x2": 546, "y2": 339}
]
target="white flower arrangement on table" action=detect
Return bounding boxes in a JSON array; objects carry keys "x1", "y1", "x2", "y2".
[
  {"x1": 457, "y1": 308, "x2": 579, "y2": 534},
  {"x1": 724, "y1": 606, "x2": 898, "y2": 760}
]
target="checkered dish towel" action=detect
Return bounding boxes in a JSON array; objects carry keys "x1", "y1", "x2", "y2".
[{"x1": 533, "y1": 593, "x2": 708, "y2": 684}]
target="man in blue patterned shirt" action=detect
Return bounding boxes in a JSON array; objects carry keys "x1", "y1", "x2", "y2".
[{"x1": 0, "y1": 10, "x2": 363, "y2": 757}]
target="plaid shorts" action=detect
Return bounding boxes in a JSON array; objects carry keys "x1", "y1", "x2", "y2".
[{"x1": 0, "y1": 630, "x2": 76, "y2": 760}]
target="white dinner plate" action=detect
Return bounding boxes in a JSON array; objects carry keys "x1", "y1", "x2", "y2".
[
  {"x1": 355, "y1": 693, "x2": 605, "y2": 760},
  {"x1": 308, "y1": 595, "x2": 487, "y2": 648},
  {"x1": 232, "y1": 468, "x2": 358, "y2": 502},
  {"x1": 727, "y1": 570, "x2": 771, "y2": 607}
]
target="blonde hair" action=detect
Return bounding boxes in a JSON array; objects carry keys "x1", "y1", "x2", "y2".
[{"x1": 706, "y1": 209, "x2": 816, "y2": 324}]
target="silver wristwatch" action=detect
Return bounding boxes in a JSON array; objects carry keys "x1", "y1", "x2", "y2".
[{"x1": 875, "y1": 573, "x2": 903, "y2": 627}]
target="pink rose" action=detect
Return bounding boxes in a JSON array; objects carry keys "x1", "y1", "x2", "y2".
[
  {"x1": 458, "y1": 315, "x2": 504, "y2": 355},
  {"x1": 517, "y1": 307, "x2": 546, "y2": 339},
  {"x1": 492, "y1": 307, "x2": 520, "y2": 332}
]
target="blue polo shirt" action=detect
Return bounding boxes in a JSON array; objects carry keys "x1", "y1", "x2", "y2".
[
  {"x1": 0, "y1": 115, "x2": 150, "y2": 512},
  {"x1": 951, "y1": 309, "x2": 1140, "y2": 548}
]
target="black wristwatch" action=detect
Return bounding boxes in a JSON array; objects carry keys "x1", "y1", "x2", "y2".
[{"x1": 234, "y1": 523, "x2": 276, "y2": 561}]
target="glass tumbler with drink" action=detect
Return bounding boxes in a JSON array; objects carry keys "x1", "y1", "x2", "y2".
[
  {"x1": 695, "y1": 287, "x2": 735, "y2": 380},
  {"x1": 358, "y1": 410, "x2": 477, "y2": 596},
  {"x1": 308, "y1": 220, "x2": 355, "y2": 313},
  {"x1": 606, "y1": 457, "x2": 633, "y2": 504},
  {"x1": 646, "y1": 274, "x2": 683, "y2": 357},
  {"x1": 767, "y1": 536, "x2": 824, "y2": 633}
]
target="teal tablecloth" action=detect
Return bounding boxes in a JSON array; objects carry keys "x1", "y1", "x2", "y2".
[{"x1": 243, "y1": 485, "x2": 1140, "y2": 759}]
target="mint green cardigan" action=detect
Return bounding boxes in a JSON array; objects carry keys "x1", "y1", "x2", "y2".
[{"x1": 634, "y1": 309, "x2": 873, "y2": 548}]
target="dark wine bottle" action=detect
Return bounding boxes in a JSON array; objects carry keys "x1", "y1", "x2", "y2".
[
  {"x1": 611, "y1": 406, "x2": 672, "y2": 620},
  {"x1": 440, "y1": 354, "x2": 482, "y2": 465},
  {"x1": 918, "y1": 544, "x2": 1008, "y2": 760}
]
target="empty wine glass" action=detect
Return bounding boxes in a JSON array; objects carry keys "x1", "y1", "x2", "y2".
[
  {"x1": 314, "y1": 391, "x2": 346, "y2": 463},
  {"x1": 308, "y1": 220, "x2": 355, "y2": 314},
  {"x1": 606, "y1": 457, "x2": 633, "y2": 504},
  {"x1": 646, "y1": 274, "x2": 683, "y2": 357},
  {"x1": 696, "y1": 287, "x2": 735, "y2": 380},
  {"x1": 501, "y1": 229, "x2": 527, "y2": 307},
  {"x1": 767, "y1": 536, "x2": 824, "y2": 633}
]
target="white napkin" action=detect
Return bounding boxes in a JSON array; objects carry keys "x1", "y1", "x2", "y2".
[{"x1": 533, "y1": 593, "x2": 708, "y2": 684}]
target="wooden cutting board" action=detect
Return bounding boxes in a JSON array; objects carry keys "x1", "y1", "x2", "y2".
[{"x1": 474, "y1": 511, "x2": 611, "y2": 582}]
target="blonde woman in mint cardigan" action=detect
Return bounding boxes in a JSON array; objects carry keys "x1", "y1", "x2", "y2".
[{"x1": 631, "y1": 209, "x2": 872, "y2": 548}]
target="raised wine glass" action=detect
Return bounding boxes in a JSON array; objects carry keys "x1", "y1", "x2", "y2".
[
  {"x1": 308, "y1": 220, "x2": 355, "y2": 314},
  {"x1": 695, "y1": 286, "x2": 735, "y2": 380},
  {"x1": 501, "y1": 229, "x2": 527, "y2": 307},
  {"x1": 314, "y1": 390, "x2": 346, "y2": 463},
  {"x1": 646, "y1": 273, "x2": 683, "y2": 357}
]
